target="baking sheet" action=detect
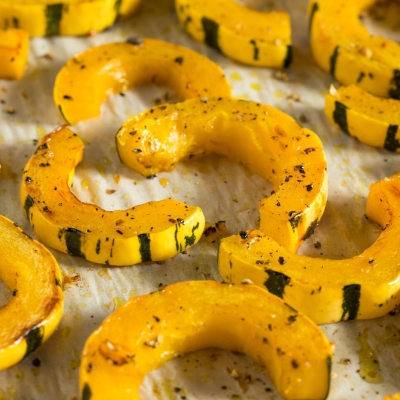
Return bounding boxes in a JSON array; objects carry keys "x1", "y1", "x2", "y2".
[{"x1": 0, "y1": 0, "x2": 400, "y2": 398}]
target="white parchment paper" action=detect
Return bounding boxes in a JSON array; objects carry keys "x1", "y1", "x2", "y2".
[{"x1": 0, "y1": 0, "x2": 399, "y2": 399}]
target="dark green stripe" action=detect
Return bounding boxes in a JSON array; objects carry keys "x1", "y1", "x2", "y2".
[
  {"x1": 326, "y1": 355, "x2": 332, "y2": 398},
  {"x1": 95, "y1": 239, "x2": 101, "y2": 255},
  {"x1": 58, "y1": 105, "x2": 70, "y2": 124},
  {"x1": 55, "y1": 277, "x2": 62, "y2": 287},
  {"x1": 341, "y1": 284, "x2": 361, "y2": 321},
  {"x1": 114, "y1": 0, "x2": 122, "y2": 22},
  {"x1": 138, "y1": 233, "x2": 152, "y2": 262},
  {"x1": 389, "y1": 69, "x2": 400, "y2": 100},
  {"x1": 333, "y1": 101, "x2": 349, "y2": 134},
  {"x1": 24, "y1": 195, "x2": 34, "y2": 222},
  {"x1": 308, "y1": 2, "x2": 319, "y2": 33},
  {"x1": 329, "y1": 46, "x2": 340, "y2": 77},
  {"x1": 264, "y1": 269, "x2": 290, "y2": 299},
  {"x1": 12, "y1": 17, "x2": 19, "y2": 28},
  {"x1": 184, "y1": 222, "x2": 200, "y2": 248},
  {"x1": 201, "y1": 17, "x2": 221, "y2": 53},
  {"x1": 174, "y1": 225, "x2": 179, "y2": 251},
  {"x1": 384, "y1": 125, "x2": 400, "y2": 152},
  {"x1": 82, "y1": 383, "x2": 92, "y2": 400},
  {"x1": 61, "y1": 228, "x2": 86, "y2": 259},
  {"x1": 249, "y1": 40, "x2": 259, "y2": 61},
  {"x1": 302, "y1": 218, "x2": 319, "y2": 241},
  {"x1": 283, "y1": 45, "x2": 293, "y2": 68},
  {"x1": 356, "y1": 72, "x2": 365, "y2": 83},
  {"x1": 24, "y1": 326, "x2": 44, "y2": 357},
  {"x1": 45, "y1": 4, "x2": 63, "y2": 36}
]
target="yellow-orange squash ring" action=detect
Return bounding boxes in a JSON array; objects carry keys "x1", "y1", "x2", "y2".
[
  {"x1": 0, "y1": 214, "x2": 63, "y2": 370},
  {"x1": 54, "y1": 38, "x2": 232, "y2": 125},
  {"x1": 175, "y1": 0, "x2": 292, "y2": 68},
  {"x1": 308, "y1": 0, "x2": 400, "y2": 99},
  {"x1": 0, "y1": 0, "x2": 142, "y2": 37},
  {"x1": 21, "y1": 125, "x2": 205, "y2": 266},
  {"x1": 116, "y1": 97, "x2": 328, "y2": 252},
  {"x1": 79, "y1": 280, "x2": 333, "y2": 400},
  {"x1": 219, "y1": 174, "x2": 400, "y2": 324}
]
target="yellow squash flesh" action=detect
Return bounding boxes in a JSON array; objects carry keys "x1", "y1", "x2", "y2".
[
  {"x1": 79, "y1": 280, "x2": 333, "y2": 400},
  {"x1": 0, "y1": 0, "x2": 141, "y2": 37},
  {"x1": 308, "y1": 0, "x2": 400, "y2": 98},
  {"x1": 0, "y1": 28, "x2": 29, "y2": 80},
  {"x1": 219, "y1": 174, "x2": 400, "y2": 325},
  {"x1": 0, "y1": 214, "x2": 63, "y2": 371},
  {"x1": 384, "y1": 394, "x2": 400, "y2": 400},
  {"x1": 20, "y1": 125, "x2": 205, "y2": 266},
  {"x1": 175, "y1": 0, "x2": 292, "y2": 68},
  {"x1": 325, "y1": 84, "x2": 400, "y2": 151},
  {"x1": 116, "y1": 97, "x2": 328, "y2": 253},
  {"x1": 54, "y1": 38, "x2": 232, "y2": 125}
]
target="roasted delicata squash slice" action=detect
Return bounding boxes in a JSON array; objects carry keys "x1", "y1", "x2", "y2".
[
  {"x1": 175, "y1": 0, "x2": 292, "y2": 68},
  {"x1": 219, "y1": 174, "x2": 400, "y2": 325},
  {"x1": 79, "y1": 280, "x2": 333, "y2": 400},
  {"x1": 20, "y1": 125, "x2": 205, "y2": 266},
  {"x1": 0, "y1": 0, "x2": 142, "y2": 37},
  {"x1": 54, "y1": 38, "x2": 231, "y2": 125},
  {"x1": 116, "y1": 97, "x2": 328, "y2": 252},
  {"x1": 325, "y1": 84, "x2": 400, "y2": 151},
  {"x1": 0, "y1": 214, "x2": 63, "y2": 371},
  {"x1": 308, "y1": 0, "x2": 400, "y2": 99},
  {"x1": 0, "y1": 29, "x2": 29, "y2": 80}
]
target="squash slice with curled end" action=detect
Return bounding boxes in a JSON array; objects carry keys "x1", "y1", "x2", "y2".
[
  {"x1": 175, "y1": 0, "x2": 292, "y2": 68},
  {"x1": 0, "y1": 214, "x2": 63, "y2": 371},
  {"x1": 20, "y1": 125, "x2": 205, "y2": 266},
  {"x1": 325, "y1": 84, "x2": 400, "y2": 151},
  {"x1": 0, "y1": 29, "x2": 29, "y2": 80},
  {"x1": 308, "y1": 0, "x2": 400, "y2": 99},
  {"x1": 79, "y1": 280, "x2": 333, "y2": 400},
  {"x1": 54, "y1": 38, "x2": 231, "y2": 125},
  {"x1": 219, "y1": 174, "x2": 400, "y2": 325},
  {"x1": 0, "y1": 0, "x2": 142, "y2": 37},
  {"x1": 116, "y1": 97, "x2": 328, "y2": 253}
]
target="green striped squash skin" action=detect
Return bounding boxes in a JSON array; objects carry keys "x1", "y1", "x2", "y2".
[
  {"x1": 176, "y1": 0, "x2": 292, "y2": 68},
  {"x1": 1, "y1": 0, "x2": 125, "y2": 37},
  {"x1": 219, "y1": 170, "x2": 400, "y2": 325},
  {"x1": 21, "y1": 126, "x2": 205, "y2": 266},
  {"x1": 331, "y1": 100, "x2": 400, "y2": 151},
  {"x1": 309, "y1": 1, "x2": 400, "y2": 99}
]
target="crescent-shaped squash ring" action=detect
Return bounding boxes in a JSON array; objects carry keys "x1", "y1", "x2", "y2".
[
  {"x1": 0, "y1": 0, "x2": 141, "y2": 37},
  {"x1": 175, "y1": 0, "x2": 292, "y2": 68},
  {"x1": 79, "y1": 280, "x2": 333, "y2": 400},
  {"x1": 116, "y1": 97, "x2": 328, "y2": 253},
  {"x1": 20, "y1": 125, "x2": 205, "y2": 266},
  {"x1": 219, "y1": 173, "x2": 400, "y2": 325},
  {"x1": 308, "y1": 0, "x2": 400, "y2": 99},
  {"x1": 0, "y1": 28, "x2": 29, "y2": 80},
  {"x1": 0, "y1": 214, "x2": 64, "y2": 371},
  {"x1": 54, "y1": 38, "x2": 231, "y2": 125},
  {"x1": 325, "y1": 84, "x2": 400, "y2": 151}
]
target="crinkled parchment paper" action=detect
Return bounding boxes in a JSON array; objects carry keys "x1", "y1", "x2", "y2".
[{"x1": 0, "y1": 0, "x2": 399, "y2": 399}]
